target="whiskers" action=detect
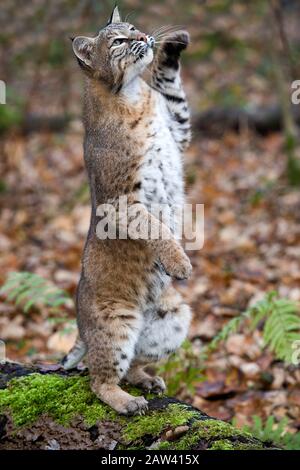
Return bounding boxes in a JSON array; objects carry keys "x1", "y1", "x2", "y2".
[
  {"x1": 154, "y1": 40, "x2": 187, "y2": 45},
  {"x1": 124, "y1": 11, "x2": 136, "y2": 23},
  {"x1": 151, "y1": 24, "x2": 185, "y2": 43},
  {"x1": 151, "y1": 24, "x2": 184, "y2": 37}
]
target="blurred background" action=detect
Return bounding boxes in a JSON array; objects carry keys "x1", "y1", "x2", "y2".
[{"x1": 1, "y1": 0, "x2": 300, "y2": 447}]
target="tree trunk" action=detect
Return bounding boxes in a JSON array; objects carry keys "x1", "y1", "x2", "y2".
[
  {"x1": 194, "y1": 103, "x2": 300, "y2": 136},
  {"x1": 0, "y1": 362, "x2": 276, "y2": 450}
]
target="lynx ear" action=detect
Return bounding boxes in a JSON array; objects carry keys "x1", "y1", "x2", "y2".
[
  {"x1": 72, "y1": 36, "x2": 94, "y2": 67},
  {"x1": 107, "y1": 5, "x2": 121, "y2": 24}
]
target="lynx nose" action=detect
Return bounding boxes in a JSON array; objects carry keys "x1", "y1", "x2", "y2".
[{"x1": 136, "y1": 32, "x2": 147, "y2": 43}]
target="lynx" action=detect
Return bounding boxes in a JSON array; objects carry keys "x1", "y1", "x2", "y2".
[{"x1": 62, "y1": 6, "x2": 192, "y2": 415}]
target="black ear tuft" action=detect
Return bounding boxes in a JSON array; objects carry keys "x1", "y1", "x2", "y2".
[
  {"x1": 107, "y1": 4, "x2": 121, "y2": 25},
  {"x1": 69, "y1": 36, "x2": 75, "y2": 42}
]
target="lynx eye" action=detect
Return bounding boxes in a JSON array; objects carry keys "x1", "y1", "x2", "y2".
[
  {"x1": 130, "y1": 26, "x2": 135, "y2": 31},
  {"x1": 113, "y1": 38, "x2": 127, "y2": 46}
]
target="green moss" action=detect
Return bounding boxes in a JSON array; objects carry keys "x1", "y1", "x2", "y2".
[
  {"x1": 0, "y1": 372, "x2": 165, "y2": 432},
  {"x1": 209, "y1": 439, "x2": 264, "y2": 450},
  {"x1": 233, "y1": 442, "x2": 264, "y2": 450},
  {"x1": 123, "y1": 385, "x2": 155, "y2": 400},
  {"x1": 0, "y1": 373, "x2": 117, "y2": 427},
  {"x1": 209, "y1": 439, "x2": 235, "y2": 450},
  {"x1": 0, "y1": 372, "x2": 264, "y2": 450},
  {"x1": 122, "y1": 404, "x2": 198, "y2": 444},
  {"x1": 157, "y1": 419, "x2": 261, "y2": 450}
]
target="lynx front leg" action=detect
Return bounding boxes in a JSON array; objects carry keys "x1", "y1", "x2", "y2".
[
  {"x1": 85, "y1": 306, "x2": 148, "y2": 415},
  {"x1": 152, "y1": 31, "x2": 191, "y2": 150}
]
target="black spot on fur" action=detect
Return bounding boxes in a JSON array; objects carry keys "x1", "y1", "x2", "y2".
[
  {"x1": 130, "y1": 115, "x2": 143, "y2": 129},
  {"x1": 133, "y1": 181, "x2": 142, "y2": 191},
  {"x1": 163, "y1": 76, "x2": 175, "y2": 83},
  {"x1": 164, "y1": 349, "x2": 173, "y2": 355},
  {"x1": 157, "y1": 308, "x2": 167, "y2": 318},
  {"x1": 163, "y1": 93, "x2": 185, "y2": 103},
  {"x1": 174, "y1": 113, "x2": 189, "y2": 125}
]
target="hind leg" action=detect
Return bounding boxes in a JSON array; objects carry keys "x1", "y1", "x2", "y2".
[
  {"x1": 125, "y1": 286, "x2": 191, "y2": 393},
  {"x1": 125, "y1": 360, "x2": 166, "y2": 394},
  {"x1": 83, "y1": 302, "x2": 148, "y2": 415}
]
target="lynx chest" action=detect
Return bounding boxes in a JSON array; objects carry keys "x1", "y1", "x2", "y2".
[{"x1": 138, "y1": 96, "x2": 184, "y2": 234}]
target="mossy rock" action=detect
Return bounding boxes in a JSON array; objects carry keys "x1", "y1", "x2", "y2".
[{"x1": 0, "y1": 362, "x2": 276, "y2": 450}]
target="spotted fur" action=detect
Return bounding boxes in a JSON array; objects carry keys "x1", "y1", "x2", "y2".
[{"x1": 62, "y1": 6, "x2": 192, "y2": 415}]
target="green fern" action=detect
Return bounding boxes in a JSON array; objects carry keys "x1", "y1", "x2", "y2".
[
  {"x1": 251, "y1": 293, "x2": 300, "y2": 362},
  {"x1": 0, "y1": 272, "x2": 70, "y2": 313},
  {"x1": 158, "y1": 292, "x2": 300, "y2": 395},
  {"x1": 238, "y1": 415, "x2": 300, "y2": 450},
  {"x1": 204, "y1": 291, "x2": 300, "y2": 364}
]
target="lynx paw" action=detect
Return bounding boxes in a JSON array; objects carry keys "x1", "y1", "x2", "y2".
[
  {"x1": 120, "y1": 396, "x2": 149, "y2": 416},
  {"x1": 138, "y1": 376, "x2": 166, "y2": 395},
  {"x1": 163, "y1": 31, "x2": 190, "y2": 55},
  {"x1": 161, "y1": 248, "x2": 192, "y2": 280}
]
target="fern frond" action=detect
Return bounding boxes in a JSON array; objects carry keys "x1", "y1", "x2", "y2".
[
  {"x1": 257, "y1": 296, "x2": 300, "y2": 362},
  {"x1": 0, "y1": 272, "x2": 70, "y2": 313},
  {"x1": 204, "y1": 315, "x2": 245, "y2": 355},
  {"x1": 204, "y1": 291, "x2": 300, "y2": 364},
  {"x1": 240, "y1": 415, "x2": 300, "y2": 450},
  {"x1": 249, "y1": 291, "x2": 277, "y2": 328}
]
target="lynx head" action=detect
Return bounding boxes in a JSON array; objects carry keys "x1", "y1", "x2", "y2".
[{"x1": 72, "y1": 6, "x2": 154, "y2": 93}]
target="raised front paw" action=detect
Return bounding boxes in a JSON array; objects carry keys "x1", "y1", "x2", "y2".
[
  {"x1": 160, "y1": 244, "x2": 192, "y2": 280},
  {"x1": 162, "y1": 30, "x2": 190, "y2": 56}
]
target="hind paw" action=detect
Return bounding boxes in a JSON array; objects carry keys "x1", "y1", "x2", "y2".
[{"x1": 138, "y1": 376, "x2": 166, "y2": 395}]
